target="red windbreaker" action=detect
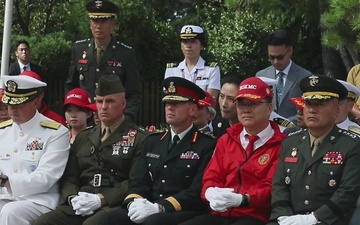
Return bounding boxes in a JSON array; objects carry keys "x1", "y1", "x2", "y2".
[{"x1": 201, "y1": 121, "x2": 286, "y2": 223}]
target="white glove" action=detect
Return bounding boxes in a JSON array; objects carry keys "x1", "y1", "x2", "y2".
[
  {"x1": 128, "y1": 199, "x2": 160, "y2": 224},
  {"x1": 205, "y1": 187, "x2": 242, "y2": 212},
  {"x1": 71, "y1": 192, "x2": 101, "y2": 216},
  {"x1": 279, "y1": 213, "x2": 318, "y2": 225},
  {"x1": 204, "y1": 187, "x2": 234, "y2": 202}
]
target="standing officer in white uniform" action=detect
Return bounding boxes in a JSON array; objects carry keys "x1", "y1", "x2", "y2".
[
  {"x1": 164, "y1": 25, "x2": 221, "y2": 99},
  {"x1": 0, "y1": 75, "x2": 70, "y2": 225}
]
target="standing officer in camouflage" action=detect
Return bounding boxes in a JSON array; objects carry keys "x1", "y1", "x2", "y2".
[
  {"x1": 35, "y1": 75, "x2": 148, "y2": 225},
  {"x1": 269, "y1": 75, "x2": 360, "y2": 225},
  {"x1": 98, "y1": 77, "x2": 217, "y2": 225},
  {"x1": 65, "y1": 0, "x2": 141, "y2": 122}
]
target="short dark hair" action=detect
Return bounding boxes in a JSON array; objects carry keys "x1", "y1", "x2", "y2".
[
  {"x1": 266, "y1": 29, "x2": 293, "y2": 47},
  {"x1": 15, "y1": 40, "x2": 30, "y2": 50},
  {"x1": 220, "y1": 74, "x2": 245, "y2": 87}
]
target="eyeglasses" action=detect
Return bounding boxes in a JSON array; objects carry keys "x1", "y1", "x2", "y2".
[
  {"x1": 268, "y1": 48, "x2": 291, "y2": 61},
  {"x1": 236, "y1": 101, "x2": 270, "y2": 108}
]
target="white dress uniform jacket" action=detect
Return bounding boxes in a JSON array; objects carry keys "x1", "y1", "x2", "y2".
[
  {"x1": 0, "y1": 111, "x2": 70, "y2": 210},
  {"x1": 164, "y1": 56, "x2": 221, "y2": 91}
]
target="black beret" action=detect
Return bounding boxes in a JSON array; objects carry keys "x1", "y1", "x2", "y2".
[{"x1": 95, "y1": 75, "x2": 125, "y2": 96}]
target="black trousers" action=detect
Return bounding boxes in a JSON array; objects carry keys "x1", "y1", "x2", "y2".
[
  {"x1": 98, "y1": 208, "x2": 205, "y2": 225},
  {"x1": 178, "y1": 213, "x2": 265, "y2": 225}
]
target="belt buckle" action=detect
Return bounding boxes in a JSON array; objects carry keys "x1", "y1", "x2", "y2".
[{"x1": 93, "y1": 174, "x2": 102, "y2": 187}]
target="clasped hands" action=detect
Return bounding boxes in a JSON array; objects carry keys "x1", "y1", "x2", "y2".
[
  {"x1": 71, "y1": 192, "x2": 102, "y2": 216},
  {"x1": 204, "y1": 187, "x2": 243, "y2": 212},
  {"x1": 127, "y1": 198, "x2": 160, "y2": 224}
]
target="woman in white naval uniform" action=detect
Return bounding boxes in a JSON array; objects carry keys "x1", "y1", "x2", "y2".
[
  {"x1": 0, "y1": 75, "x2": 70, "y2": 225},
  {"x1": 164, "y1": 25, "x2": 221, "y2": 99}
]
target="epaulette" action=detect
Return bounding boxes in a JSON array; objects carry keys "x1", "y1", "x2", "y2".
[
  {"x1": 75, "y1": 38, "x2": 90, "y2": 44},
  {"x1": 120, "y1": 42, "x2": 132, "y2": 49},
  {"x1": 40, "y1": 120, "x2": 61, "y2": 130},
  {"x1": 338, "y1": 129, "x2": 360, "y2": 139},
  {"x1": 348, "y1": 126, "x2": 360, "y2": 135},
  {"x1": 166, "y1": 63, "x2": 178, "y2": 68},
  {"x1": 205, "y1": 62, "x2": 218, "y2": 67},
  {"x1": 0, "y1": 119, "x2": 13, "y2": 129},
  {"x1": 273, "y1": 118, "x2": 295, "y2": 128},
  {"x1": 288, "y1": 128, "x2": 304, "y2": 136},
  {"x1": 130, "y1": 124, "x2": 148, "y2": 134},
  {"x1": 199, "y1": 131, "x2": 217, "y2": 139}
]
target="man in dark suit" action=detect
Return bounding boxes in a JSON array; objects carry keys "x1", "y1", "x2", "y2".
[
  {"x1": 65, "y1": 0, "x2": 141, "y2": 122},
  {"x1": 34, "y1": 75, "x2": 148, "y2": 225},
  {"x1": 256, "y1": 29, "x2": 312, "y2": 122},
  {"x1": 98, "y1": 77, "x2": 217, "y2": 225},
  {"x1": 8, "y1": 40, "x2": 44, "y2": 82}
]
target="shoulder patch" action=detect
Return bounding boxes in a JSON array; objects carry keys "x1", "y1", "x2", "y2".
[
  {"x1": 348, "y1": 126, "x2": 360, "y2": 135},
  {"x1": 338, "y1": 128, "x2": 360, "y2": 139},
  {"x1": 273, "y1": 118, "x2": 295, "y2": 128},
  {"x1": 40, "y1": 120, "x2": 61, "y2": 130},
  {"x1": 166, "y1": 63, "x2": 178, "y2": 68},
  {"x1": 205, "y1": 62, "x2": 218, "y2": 67},
  {"x1": 0, "y1": 119, "x2": 13, "y2": 129},
  {"x1": 120, "y1": 42, "x2": 132, "y2": 49}
]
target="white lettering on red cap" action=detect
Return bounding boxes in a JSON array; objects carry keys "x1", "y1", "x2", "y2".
[
  {"x1": 67, "y1": 94, "x2": 82, "y2": 99},
  {"x1": 239, "y1": 84, "x2": 257, "y2": 90}
]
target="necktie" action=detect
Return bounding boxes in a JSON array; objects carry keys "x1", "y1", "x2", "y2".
[
  {"x1": 311, "y1": 139, "x2": 320, "y2": 156},
  {"x1": 96, "y1": 46, "x2": 104, "y2": 64},
  {"x1": 101, "y1": 127, "x2": 111, "y2": 142},
  {"x1": 23, "y1": 66, "x2": 27, "y2": 71},
  {"x1": 276, "y1": 72, "x2": 285, "y2": 108},
  {"x1": 245, "y1": 135, "x2": 259, "y2": 157},
  {"x1": 168, "y1": 135, "x2": 180, "y2": 152}
]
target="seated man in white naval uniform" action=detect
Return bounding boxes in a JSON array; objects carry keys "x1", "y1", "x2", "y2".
[{"x1": 0, "y1": 75, "x2": 70, "y2": 225}]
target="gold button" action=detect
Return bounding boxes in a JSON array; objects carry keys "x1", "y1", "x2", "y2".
[
  {"x1": 304, "y1": 200, "x2": 309, "y2": 205},
  {"x1": 13, "y1": 168, "x2": 18, "y2": 173},
  {"x1": 19, "y1": 131, "x2": 24, "y2": 137},
  {"x1": 163, "y1": 165, "x2": 167, "y2": 168},
  {"x1": 161, "y1": 180, "x2": 165, "y2": 183},
  {"x1": 308, "y1": 170, "x2": 312, "y2": 175},
  {"x1": 305, "y1": 185, "x2": 310, "y2": 190},
  {"x1": 187, "y1": 165, "x2": 190, "y2": 168},
  {"x1": 96, "y1": 68, "x2": 100, "y2": 72},
  {"x1": 13, "y1": 149, "x2": 18, "y2": 153},
  {"x1": 330, "y1": 171, "x2": 334, "y2": 176}
]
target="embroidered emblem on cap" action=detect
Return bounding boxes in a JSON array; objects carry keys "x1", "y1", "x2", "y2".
[
  {"x1": 185, "y1": 27, "x2": 193, "y2": 34},
  {"x1": 168, "y1": 82, "x2": 176, "y2": 93},
  {"x1": 95, "y1": 0, "x2": 102, "y2": 8},
  {"x1": 7, "y1": 81, "x2": 17, "y2": 93},
  {"x1": 309, "y1": 75, "x2": 319, "y2": 87}
]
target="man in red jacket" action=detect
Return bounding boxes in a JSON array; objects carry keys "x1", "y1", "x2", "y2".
[{"x1": 180, "y1": 77, "x2": 286, "y2": 225}]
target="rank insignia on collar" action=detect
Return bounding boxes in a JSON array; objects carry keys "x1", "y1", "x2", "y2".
[
  {"x1": 291, "y1": 147, "x2": 297, "y2": 157},
  {"x1": 82, "y1": 51, "x2": 87, "y2": 59}
]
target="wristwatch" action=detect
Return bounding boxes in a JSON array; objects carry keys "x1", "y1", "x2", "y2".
[{"x1": 0, "y1": 174, "x2": 8, "y2": 187}]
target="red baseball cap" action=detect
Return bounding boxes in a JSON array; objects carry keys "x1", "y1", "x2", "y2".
[
  {"x1": 233, "y1": 77, "x2": 273, "y2": 102},
  {"x1": 84, "y1": 103, "x2": 97, "y2": 111},
  {"x1": 290, "y1": 97, "x2": 305, "y2": 109},
  {"x1": 64, "y1": 88, "x2": 91, "y2": 108},
  {"x1": 198, "y1": 91, "x2": 215, "y2": 108},
  {"x1": 19, "y1": 70, "x2": 42, "y2": 81}
]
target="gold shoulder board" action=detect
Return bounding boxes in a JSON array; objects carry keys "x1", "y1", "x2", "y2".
[
  {"x1": 0, "y1": 119, "x2": 13, "y2": 129},
  {"x1": 273, "y1": 118, "x2": 295, "y2": 128},
  {"x1": 166, "y1": 63, "x2": 178, "y2": 68},
  {"x1": 205, "y1": 62, "x2": 218, "y2": 67},
  {"x1": 40, "y1": 120, "x2": 61, "y2": 130}
]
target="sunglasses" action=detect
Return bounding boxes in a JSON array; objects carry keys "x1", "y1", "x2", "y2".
[{"x1": 268, "y1": 48, "x2": 291, "y2": 61}]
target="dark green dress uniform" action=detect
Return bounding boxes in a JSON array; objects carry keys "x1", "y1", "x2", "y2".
[
  {"x1": 35, "y1": 119, "x2": 148, "y2": 225},
  {"x1": 269, "y1": 127, "x2": 360, "y2": 225},
  {"x1": 65, "y1": 36, "x2": 141, "y2": 121}
]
